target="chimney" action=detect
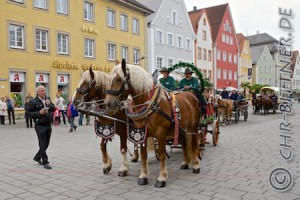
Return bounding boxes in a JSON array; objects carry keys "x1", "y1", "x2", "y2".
[
  {"x1": 256, "y1": 30, "x2": 260, "y2": 35},
  {"x1": 193, "y1": 6, "x2": 197, "y2": 11}
]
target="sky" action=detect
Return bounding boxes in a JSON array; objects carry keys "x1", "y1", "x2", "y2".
[{"x1": 184, "y1": 0, "x2": 300, "y2": 51}]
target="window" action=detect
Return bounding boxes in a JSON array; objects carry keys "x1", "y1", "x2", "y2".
[
  {"x1": 203, "y1": 31, "x2": 206, "y2": 41},
  {"x1": 269, "y1": 79, "x2": 272, "y2": 85},
  {"x1": 107, "y1": 9, "x2": 115, "y2": 28},
  {"x1": 234, "y1": 71, "x2": 237, "y2": 80},
  {"x1": 57, "y1": 0, "x2": 68, "y2": 15},
  {"x1": 234, "y1": 54, "x2": 237, "y2": 64},
  {"x1": 264, "y1": 56, "x2": 267, "y2": 61},
  {"x1": 228, "y1": 53, "x2": 232, "y2": 63},
  {"x1": 120, "y1": 14, "x2": 128, "y2": 31},
  {"x1": 208, "y1": 50, "x2": 212, "y2": 61},
  {"x1": 35, "y1": 29, "x2": 48, "y2": 52},
  {"x1": 84, "y1": 1, "x2": 93, "y2": 21},
  {"x1": 226, "y1": 35, "x2": 229, "y2": 44},
  {"x1": 265, "y1": 66, "x2": 267, "y2": 73},
  {"x1": 167, "y1": 33, "x2": 174, "y2": 46},
  {"x1": 203, "y1": 48, "x2": 207, "y2": 60},
  {"x1": 208, "y1": 70, "x2": 212, "y2": 80},
  {"x1": 177, "y1": 36, "x2": 183, "y2": 48},
  {"x1": 108, "y1": 43, "x2": 116, "y2": 61},
  {"x1": 186, "y1": 38, "x2": 191, "y2": 50},
  {"x1": 85, "y1": 38, "x2": 94, "y2": 58},
  {"x1": 203, "y1": 18, "x2": 206, "y2": 26},
  {"x1": 57, "y1": 33, "x2": 69, "y2": 54},
  {"x1": 172, "y1": 11, "x2": 177, "y2": 25},
  {"x1": 121, "y1": 46, "x2": 129, "y2": 62},
  {"x1": 230, "y1": 37, "x2": 233, "y2": 45},
  {"x1": 228, "y1": 70, "x2": 232, "y2": 80},
  {"x1": 203, "y1": 70, "x2": 207, "y2": 78},
  {"x1": 34, "y1": 0, "x2": 47, "y2": 9},
  {"x1": 168, "y1": 58, "x2": 174, "y2": 67},
  {"x1": 223, "y1": 69, "x2": 227, "y2": 80},
  {"x1": 217, "y1": 69, "x2": 221, "y2": 79},
  {"x1": 9, "y1": 24, "x2": 24, "y2": 49},
  {"x1": 10, "y1": 0, "x2": 24, "y2": 4},
  {"x1": 217, "y1": 49, "x2": 221, "y2": 60},
  {"x1": 132, "y1": 18, "x2": 139, "y2": 34},
  {"x1": 156, "y1": 30, "x2": 163, "y2": 44},
  {"x1": 157, "y1": 57, "x2": 163, "y2": 69},
  {"x1": 223, "y1": 51, "x2": 227, "y2": 62},
  {"x1": 197, "y1": 47, "x2": 202, "y2": 59},
  {"x1": 259, "y1": 78, "x2": 263, "y2": 84},
  {"x1": 222, "y1": 34, "x2": 225, "y2": 42},
  {"x1": 248, "y1": 68, "x2": 252, "y2": 76},
  {"x1": 133, "y1": 48, "x2": 140, "y2": 64}
]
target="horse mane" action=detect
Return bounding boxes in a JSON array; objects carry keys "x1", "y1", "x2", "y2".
[
  {"x1": 110, "y1": 64, "x2": 155, "y2": 94},
  {"x1": 78, "y1": 70, "x2": 109, "y2": 94}
]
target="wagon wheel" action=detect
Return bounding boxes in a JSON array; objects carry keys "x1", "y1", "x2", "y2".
[
  {"x1": 234, "y1": 111, "x2": 239, "y2": 124},
  {"x1": 212, "y1": 119, "x2": 220, "y2": 146},
  {"x1": 244, "y1": 109, "x2": 248, "y2": 121}
]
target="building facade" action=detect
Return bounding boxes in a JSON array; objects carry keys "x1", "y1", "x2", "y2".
[
  {"x1": 236, "y1": 33, "x2": 252, "y2": 85},
  {"x1": 137, "y1": 0, "x2": 195, "y2": 76},
  {"x1": 291, "y1": 50, "x2": 300, "y2": 89},
  {"x1": 0, "y1": 0, "x2": 152, "y2": 109},
  {"x1": 189, "y1": 9, "x2": 214, "y2": 82},
  {"x1": 251, "y1": 46, "x2": 276, "y2": 86}
]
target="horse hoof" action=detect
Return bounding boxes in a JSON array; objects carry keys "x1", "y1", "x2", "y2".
[
  {"x1": 103, "y1": 166, "x2": 112, "y2": 174},
  {"x1": 118, "y1": 171, "x2": 128, "y2": 177},
  {"x1": 138, "y1": 178, "x2": 148, "y2": 185},
  {"x1": 193, "y1": 168, "x2": 200, "y2": 174},
  {"x1": 180, "y1": 164, "x2": 189, "y2": 169},
  {"x1": 131, "y1": 158, "x2": 138, "y2": 163},
  {"x1": 155, "y1": 180, "x2": 166, "y2": 188}
]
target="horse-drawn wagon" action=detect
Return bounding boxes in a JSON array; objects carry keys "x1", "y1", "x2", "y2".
[{"x1": 253, "y1": 87, "x2": 278, "y2": 115}]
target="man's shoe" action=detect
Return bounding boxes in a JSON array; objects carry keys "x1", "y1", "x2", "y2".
[
  {"x1": 44, "y1": 164, "x2": 52, "y2": 169},
  {"x1": 33, "y1": 158, "x2": 43, "y2": 165}
]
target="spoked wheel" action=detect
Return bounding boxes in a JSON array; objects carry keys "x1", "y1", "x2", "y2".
[
  {"x1": 234, "y1": 111, "x2": 239, "y2": 124},
  {"x1": 244, "y1": 109, "x2": 248, "y2": 121},
  {"x1": 212, "y1": 119, "x2": 220, "y2": 146}
]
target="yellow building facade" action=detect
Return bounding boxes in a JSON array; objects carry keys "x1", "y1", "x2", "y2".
[{"x1": 0, "y1": 0, "x2": 152, "y2": 112}]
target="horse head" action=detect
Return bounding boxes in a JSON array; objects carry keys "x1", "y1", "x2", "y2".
[
  {"x1": 73, "y1": 68, "x2": 108, "y2": 108},
  {"x1": 105, "y1": 59, "x2": 154, "y2": 111}
]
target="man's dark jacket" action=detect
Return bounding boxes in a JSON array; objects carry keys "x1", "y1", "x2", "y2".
[{"x1": 25, "y1": 97, "x2": 55, "y2": 125}]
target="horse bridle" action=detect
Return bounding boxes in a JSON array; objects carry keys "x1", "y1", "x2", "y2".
[{"x1": 76, "y1": 79, "x2": 101, "y2": 104}]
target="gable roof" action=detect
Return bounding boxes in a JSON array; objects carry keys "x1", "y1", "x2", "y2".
[
  {"x1": 251, "y1": 46, "x2": 266, "y2": 65},
  {"x1": 190, "y1": 4, "x2": 228, "y2": 42},
  {"x1": 113, "y1": 0, "x2": 154, "y2": 14},
  {"x1": 136, "y1": 0, "x2": 163, "y2": 23},
  {"x1": 236, "y1": 33, "x2": 245, "y2": 55},
  {"x1": 246, "y1": 33, "x2": 279, "y2": 53},
  {"x1": 291, "y1": 50, "x2": 299, "y2": 77},
  {"x1": 188, "y1": 9, "x2": 205, "y2": 34}
]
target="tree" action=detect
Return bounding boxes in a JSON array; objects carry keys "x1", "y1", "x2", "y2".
[
  {"x1": 250, "y1": 84, "x2": 269, "y2": 94},
  {"x1": 241, "y1": 82, "x2": 251, "y2": 97}
]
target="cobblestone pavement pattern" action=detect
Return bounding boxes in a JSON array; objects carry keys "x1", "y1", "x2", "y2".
[{"x1": 0, "y1": 103, "x2": 299, "y2": 200}]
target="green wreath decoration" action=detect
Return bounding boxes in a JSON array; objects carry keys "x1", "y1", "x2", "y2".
[{"x1": 168, "y1": 62, "x2": 206, "y2": 94}]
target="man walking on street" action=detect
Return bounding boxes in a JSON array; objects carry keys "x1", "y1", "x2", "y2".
[{"x1": 25, "y1": 86, "x2": 55, "y2": 169}]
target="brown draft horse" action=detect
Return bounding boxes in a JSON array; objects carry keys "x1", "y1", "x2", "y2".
[
  {"x1": 73, "y1": 68, "x2": 139, "y2": 177},
  {"x1": 215, "y1": 95, "x2": 234, "y2": 125},
  {"x1": 105, "y1": 60, "x2": 201, "y2": 188}
]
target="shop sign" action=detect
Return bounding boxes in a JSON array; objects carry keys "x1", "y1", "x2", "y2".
[
  {"x1": 57, "y1": 75, "x2": 69, "y2": 84},
  {"x1": 53, "y1": 60, "x2": 79, "y2": 70},
  {"x1": 36, "y1": 73, "x2": 49, "y2": 83},
  {"x1": 0, "y1": 78, "x2": 7, "y2": 81},
  {"x1": 10, "y1": 72, "x2": 25, "y2": 82},
  {"x1": 81, "y1": 26, "x2": 99, "y2": 35}
]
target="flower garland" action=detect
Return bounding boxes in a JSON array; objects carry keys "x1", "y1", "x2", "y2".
[{"x1": 168, "y1": 62, "x2": 206, "y2": 94}]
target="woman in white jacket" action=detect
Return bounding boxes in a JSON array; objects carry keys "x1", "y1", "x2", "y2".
[{"x1": 0, "y1": 97, "x2": 7, "y2": 125}]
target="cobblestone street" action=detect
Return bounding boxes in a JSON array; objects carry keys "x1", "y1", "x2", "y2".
[{"x1": 0, "y1": 104, "x2": 299, "y2": 200}]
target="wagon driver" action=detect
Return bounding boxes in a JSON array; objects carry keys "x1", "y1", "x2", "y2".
[{"x1": 159, "y1": 67, "x2": 176, "y2": 91}]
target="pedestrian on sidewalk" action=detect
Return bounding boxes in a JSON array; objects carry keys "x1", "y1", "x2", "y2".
[
  {"x1": 24, "y1": 98, "x2": 33, "y2": 128},
  {"x1": 66, "y1": 98, "x2": 78, "y2": 132},
  {"x1": 25, "y1": 85, "x2": 55, "y2": 170},
  {"x1": 5, "y1": 95, "x2": 16, "y2": 124},
  {"x1": 54, "y1": 93, "x2": 66, "y2": 124},
  {"x1": 0, "y1": 97, "x2": 7, "y2": 125}
]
